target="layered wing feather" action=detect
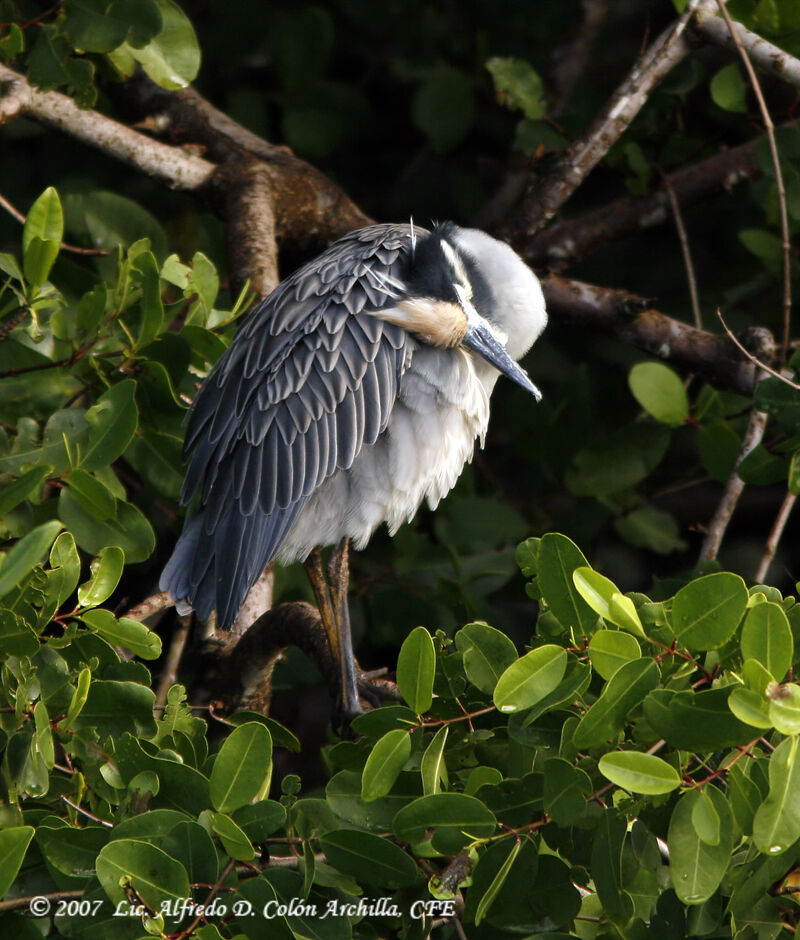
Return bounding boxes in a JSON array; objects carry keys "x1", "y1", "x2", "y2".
[{"x1": 161, "y1": 224, "x2": 418, "y2": 629}]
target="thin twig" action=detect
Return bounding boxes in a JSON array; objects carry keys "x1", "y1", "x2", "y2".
[
  {"x1": 155, "y1": 614, "x2": 191, "y2": 710},
  {"x1": 173, "y1": 859, "x2": 235, "y2": 940},
  {"x1": 0, "y1": 890, "x2": 84, "y2": 914},
  {"x1": 699, "y1": 398, "x2": 768, "y2": 561},
  {"x1": 660, "y1": 169, "x2": 702, "y2": 329},
  {"x1": 0, "y1": 192, "x2": 110, "y2": 256},
  {"x1": 712, "y1": 0, "x2": 792, "y2": 364},
  {"x1": 550, "y1": 0, "x2": 612, "y2": 117},
  {"x1": 715, "y1": 309, "x2": 800, "y2": 389},
  {"x1": 60, "y1": 795, "x2": 113, "y2": 828},
  {"x1": 754, "y1": 490, "x2": 797, "y2": 582}
]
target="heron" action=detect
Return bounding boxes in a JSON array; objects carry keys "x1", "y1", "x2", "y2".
[{"x1": 161, "y1": 221, "x2": 547, "y2": 716}]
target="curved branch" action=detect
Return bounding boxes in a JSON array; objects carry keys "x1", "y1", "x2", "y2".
[
  {"x1": 543, "y1": 274, "x2": 775, "y2": 395},
  {"x1": 0, "y1": 64, "x2": 214, "y2": 191},
  {"x1": 523, "y1": 131, "x2": 763, "y2": 269}
]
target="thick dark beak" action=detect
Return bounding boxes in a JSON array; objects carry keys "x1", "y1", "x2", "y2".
[{"x1": 463, "y1": 320, "x2": 542, "y2": 401}]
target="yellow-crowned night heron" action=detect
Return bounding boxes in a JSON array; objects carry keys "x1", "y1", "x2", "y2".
[{"x1": 161, "y1": 222, "x2": 547, "y2": 715}]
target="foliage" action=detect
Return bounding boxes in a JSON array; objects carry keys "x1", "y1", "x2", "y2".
[{"x1": 1, "y1": 0, "x2": 800, "y2": 937}]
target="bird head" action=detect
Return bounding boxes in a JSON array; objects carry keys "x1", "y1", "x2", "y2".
[{"x1": 378, "y1": 222, "x2": 546, "y2": 400}]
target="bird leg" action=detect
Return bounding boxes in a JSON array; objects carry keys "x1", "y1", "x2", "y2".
[{"x1": 304, "y1": 540, "x2": 362, "y2": 719}]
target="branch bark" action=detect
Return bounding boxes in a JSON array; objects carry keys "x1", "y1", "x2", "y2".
[
  {"x1": 543, "y1": 275, "x2": 775, "y2": 396},
  {"x1": 523, "y1": 131, "x2": 763, "y2": 270},
  {"x1": 692, "y1": 5, "x2": 800, "y2": 91},
  {"x1": 501, "y1": 0, "x2": 714, "y2": 241},
  {"x1": 0, "y1": 64, "x2": 214, "y2": 191}
]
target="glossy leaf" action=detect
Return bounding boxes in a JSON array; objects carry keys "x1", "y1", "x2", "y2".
[
  {"x1": 65, "y1": 468, "x2": 117, "y2": 521},
  {"x1": 393, "y1": 793, "x2": 496, "y2": 853},
  {"x1": 455, "y1": 621, "x2": 518, "y2": 694},
  {"x1": 361, "y1": 728, "x2": 411, "y2": 802},
  {"x1": 572, "y1": 566, "x2": 644, "y2": 636},
  {"x1": 493, "y1": 645, "x2": 567, "y2": 713},
  {"x1": 129, "y1": 0, "x2": 201, "y2": 89},
  {"x1": 588, "y1": 630, "x2": 642, "y2": 680},
  {"x1": 628, "y1": 361, "x2": 689, "y2": 426},
  {"x1": 474, "y1": 837, "x2": 521, "y2": 926},
  {"x1": 767, "y1": 683, "x2": 800, "y2": 735},
  {"x1": 209, "y1": 721, "x2": 273, "y2": 813},
  {"x1": 81, "y1": 608, "x2": 162, "y2": 660},
  {"x1": 536, "y1": 533, "x2": 597, "y2": 632},
  {"x1": 22, "y1": 187, "x2": 63, "y2": 285},
  {"x1": 741, "y1": 602, "x2": 793, "y2": 680},
  {"x1": 598, "y1": 751, "x2": 680, "y2": 794},
  {"x1": 58, "y1": 488, "x2": 155, "y2": 562},
  {"x1": 0, "y1": 519, "x2": 63, "y2": 597},
  {"x1": 81, "y1": 380, "x2": 139, "y2": 471},
  {"x1": 573, "y1": 658, "x2": 659, "y2": 748},
  {"x1": 0, "y1": 827, "x2": 35, "y2": 899},
  {"x1": 753, "y1": 736, "x2": 800, "y2": 854},
  {"x1": 728, "y1": 686, "x2": 772, "y2": 729},
  {"x1": 210, "y1": 811, "x2": 255, "y2": 861},
  {"x1": 77, "y1": 544, "x2": 125, "y2": 608},
  {"x1": 396, "y1": 626, "x2": 435, "y2": 714},
  {"x1": 669, "y1": 572, "x2": 748, "y2": 650},
  {"x1": 669, "y1": 786, "x2": 733, "y2": 903},
  {"x1": 420, "y1": 725, "x2": 448, "y2": 796},
  {"x1": 96, "y1": 838, "x2": 191, "y2": 909},
  {"x1": 320, "y1": 829, "x2": 417, "y2": 887}
]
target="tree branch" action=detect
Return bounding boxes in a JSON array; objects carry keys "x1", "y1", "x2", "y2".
[
  {"x1": 550, "y1": 0, "x2": 612, "y2": 117},
  {"x1": 543, "y1": 275, "x2": 775, "y2": 396},
  {"x1": 502, "y1": 0, "x2": 713, "y2": 240},
  {"x1": 692, "y1": 5, "x2": 800, "y2": 92},
  {"x1": 118, "y1": 75, "x2": 372, "y2": 247},
  {"x1": 0, "y1": 64, "x2": 214, "y2": 191},
  {"x1": 523, "y1": 130, "x2": 763, "y2": 270}
]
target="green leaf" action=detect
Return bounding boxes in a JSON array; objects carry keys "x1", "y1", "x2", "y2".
[
  {"x1": 572, "y1": 567, "x2": 644, "y2": 636},
  {"x1": 58, "y1": 488, "x2": 155, "y2": 562},
  {"x1": 0, "y1": 464, "x2": 52, "y2": 517},
  {"x1": 81, "y1": 608, "x2": 162, "y2": 660},
  {"x1": 64, "y1": 0, "x2": 129, "y2": 53},
  {"x1": 475, "y1": 838, "x2": 522, "y2": 926},
  {"x1": 573, "y1": 658, "x2": 659, "y2": 748},
  {"x1": 598, "y1": 751, "x2": 681, "y2": 795},
  {"x1": 60, "y1": 665, "x2": 91, "y2": 730},
  {"x1": 73, "y1": 680, "x2": 157, "y2": 740},
  {"x1": 543, "y1": 758, "x2": 592, "y2": 826},
  {"x1": 0, "y1": 609, "x2": 39, "y2": 656},
  {"x1": 711, "y1": 63, "x2": 747, "y2": 112},
  {"x1": 361, "y1": 728, "x2": 411, "y2": 802},
  {"x1": 588, "y1": 630, "x2": 642, "y2": 680},
  {"x1": 692, "y1": 787, "x2": 721, "y2": 845},
  {"x1": 629, "y1": 362, "x2": 689, "y2": 426},
  {"x1": 232, "y1": 800, "x2": 286, "y2": 843},
  {"x1": 0, "y1": 519, "x2": 63, "y2": 597},
  {"x1": 0, "y1": 826, "x2": 35, "y2": 898},
  {"x1": 767, "y1": 682, "x2": 800, "y2": 735},
  {"x1": 753, "y1": 736, "x2": 800, "y2": 854},
  {"x1": 209, "y1": 721, "x2": 273, "y2": 813},
  {"x1": 64, "y1": 468, "x2": 117, "y2": 521},
  {"x1": 728, "y1": 686, "x2": 772, "y2": 729},
  {"x1": 493, "y1": 644, "x2": 567, "y2": 713},
  {"x1": 454, "y1": 621, "x2": 518, "y2": 694},
  {"x1": 421, "y1": 725, "x2": 448, "y2": 796},
  {"x1": 129, "y1": 0, "x2": 200, "y2": 89},
  {"x1": 669, "y1": 572, "x2": 748, "y2": 651},
  {"x1": 396, "y1": 626, "x2": 435, "y2": 714},
  {"x1": 210, "y1": 811, "x2": 255, "y2": 861},
  {"x1": 81, "y1": 380, "x2": 139, "y2": 471},
  {"x1": 22, "y1": 187, "x2": 63, "y2": 286},
  {"x1": 96, "y1": 838, "x2": 191, "y2": 910},
  {"x1": 614, "y1": 504, "x2": 687, "y2": 554},
  {"x1": 393, "y1": 793, "x2": 496, "y2": 853},
  {"x1": 319, "y1": 829, "x2": 418, "y2": 888},
  {"x1": 669, "y1": 786, "x2": 733, "y2": 903},
  {"x1": 536, "y1": 533, "x2": 597, "y2": 633},
  {"x1": 77, "y1": 544, "x2": 125, "y2": 607},
  {"x1": 741, "y1": 602, "x2": 793, "y2": 680},
  {"x1": 485, "y1": 57, "x2": 545, "y2": 119}
]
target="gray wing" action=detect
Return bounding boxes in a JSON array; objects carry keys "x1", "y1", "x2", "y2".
[{"x1": 160, "y1": 224, "x2": 419, "y2": 629}]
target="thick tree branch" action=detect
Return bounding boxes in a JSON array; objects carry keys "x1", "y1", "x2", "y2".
[
  {"x1": 524, "y1": 131, "x2": 763, "y2": 269},
  {"x1": 502, "y1": 0, "x2": 713, "y2": 241},
  {"x1": 119, "y1": 76, "x2": 372, "y2": 247},
  {"x1": 692, "y1": 6, "x2": 800, "y2": 91},
  {"x1": 0, "y1": 64, "x2": 214, "y2": 191},
  {"x1": 543, "y1": 275, "x2": 775, "y2": 395}
]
